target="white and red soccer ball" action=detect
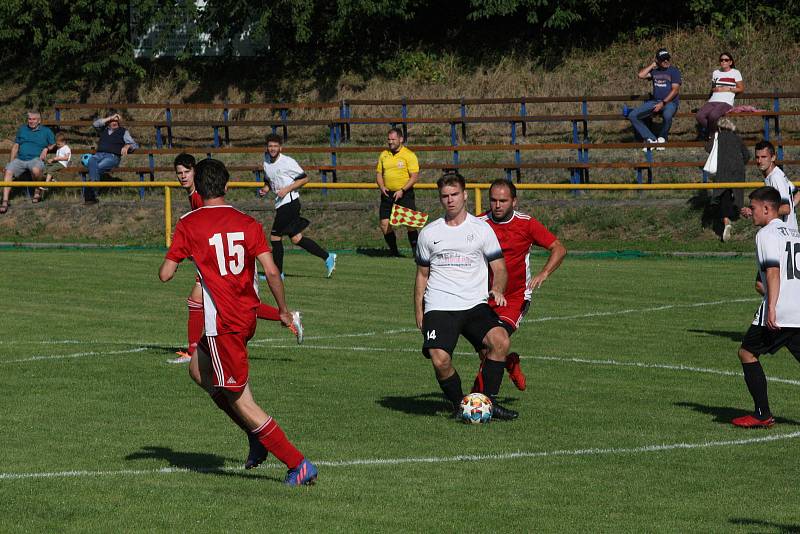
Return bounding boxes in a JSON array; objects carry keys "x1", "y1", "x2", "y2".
[{"x1": 460, "y1": 392, "x2": 493, "y2": 424}]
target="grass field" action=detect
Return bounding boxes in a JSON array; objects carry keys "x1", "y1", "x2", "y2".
[{"x1": 2, "y1": 249, "x2": 799, "y2": 532}]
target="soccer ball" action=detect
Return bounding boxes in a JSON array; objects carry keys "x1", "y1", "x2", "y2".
[
  {"x1": 460, "y1": 392, "x2": 493, "y2": 424},
  {"x1": 81, "y1": 153, "x2": 92, "y2": 167}
]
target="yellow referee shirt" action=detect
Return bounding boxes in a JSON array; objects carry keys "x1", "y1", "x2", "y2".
[{"x1": 376, "y1": 146, "x2": 419, "y2": 191}]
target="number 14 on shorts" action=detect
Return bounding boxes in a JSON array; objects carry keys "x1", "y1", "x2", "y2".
[{"x1": 426, "y1": 330, "x2": 436, "y2": 340}]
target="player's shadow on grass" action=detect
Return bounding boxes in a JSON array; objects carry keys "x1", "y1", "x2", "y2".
[
  {"x1": 356, "y1": 247, "x2": 407, "y2": 258},
  {"x1": 687, "y1": 329, "x2": 743, "y2": 342},
  {"x1": 674, "y1": 402, "x2": 800, "y2": 426},
  {"x1": 729, "y1": 518, "x2": 800, "y2": 533},
  {"x1": 378, "y1": 392, "x2": 518, "y2": 417},
  {"x1": 125, "y1": 446, "x2": 279, "y2": 481}
]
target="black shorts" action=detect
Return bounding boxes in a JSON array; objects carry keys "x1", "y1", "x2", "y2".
[
  {"x1": 271, "y1": 199, "x2": 310, "y2": 238},
  {"x1": 379, "y1": 189, "x2": 417, "y2": 220},
  {"x1": 741, "y1": 324, "x2": 800, "y2": 360},
  {"x1": 421, "y1": 303, "x2": 507, "y2": 358}
]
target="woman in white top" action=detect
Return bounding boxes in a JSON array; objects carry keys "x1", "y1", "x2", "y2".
[{"x1": 696, "y1": 52, "x2": 744, "y2": 139}]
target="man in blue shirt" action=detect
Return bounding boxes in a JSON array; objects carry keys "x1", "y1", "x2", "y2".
[
  {"x1": 628, "y1": 48, "x2": 682, "y2": 150},
  {"x1": 1, "y1": 110, "x2": 55, "y2": 214}
]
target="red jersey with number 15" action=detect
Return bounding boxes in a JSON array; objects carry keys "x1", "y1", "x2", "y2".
[
  {"x1": 166, "y1": 205, "x2": 270, "y2": 336},
  {"x1": 480, "y1": 211, "x2": 557, "y2": 301}
]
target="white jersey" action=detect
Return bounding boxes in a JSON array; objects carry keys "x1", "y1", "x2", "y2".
[
  {"x1": 764, "y1": 166, "x2": 798, "y2": 230},
  {"x1": 416, "y1": 213, "x2": 503, "y2": 312},
  {"x1": 753, "y1": 218, "x2": 800, "y2": 327},
  {"x1": 263, "y1": 153, "x2": 306, "y2": 209}
]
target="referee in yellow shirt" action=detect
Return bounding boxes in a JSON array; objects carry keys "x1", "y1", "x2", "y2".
[{"x1": 376, "y1": 127, "x2": 420, "y2": 256}]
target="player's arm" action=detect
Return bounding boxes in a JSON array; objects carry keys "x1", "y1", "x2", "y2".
[
  {"x1": 256, "y1": 251, "x2": 292, "y2": 326},
  {"x1": 376, "y1": 171, "x2": 388, "y2": 197},
  {"x1": 488, "y1": 257, "x2": 508, "y2": 307},
  {"x1": 159, "y1": 259, "x2": 179, "y2": 282},
  {"x1": 792, "y1": 187, "x2": 800, "y2": 208},
  {"x1": 765, "y1": 266, "x2": 780, "y2": 330},
  {"x1": 778, "y1": 201, "x2": 791, "y2": 217},
  {"x1": 393, "y1": 171, "x2": 418, "y2": 201},
  {"x1": 414, "y1": 265, "x2": 429, "y2": 331},
  {"x1": 276, "y1": 173, "x2": 308, "y2": 199},
  {"x1": 530, "y1": 239, "x2": 567, "y2": 290}
]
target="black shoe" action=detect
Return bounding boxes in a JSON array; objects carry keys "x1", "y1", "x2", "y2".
[
  {"x1": 244, "y1": 434, "x2": 268, "y2": 470},
  {"x1": 491, "y1": 402, "x2": 519, "y2": 421}
]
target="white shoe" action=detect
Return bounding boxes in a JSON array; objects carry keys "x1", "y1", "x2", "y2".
[
  {"x1": 167, "y1": 353, "x2": 192, "y2": 364},
  {"x1": 289, "y1": 311, "x2": 304, "y2": 344},
  {"x1": 642, "y1": 139, "x2": 657, "y2": 152},
  {"x1": 722, "y1": 224, "x2": 732, "y2": 242},
  {"x1": 655, "y1": 137, "x2": 666, "y2": 151}
]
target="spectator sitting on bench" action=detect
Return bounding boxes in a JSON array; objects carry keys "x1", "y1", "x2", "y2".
[
  {"x1": 1, "y1": 110, "x2": 55, "y2": 214},
  {"x1": 628, "y1": 48, "x2": 682, "y2": 150},
  {"x1": 84, "y1": 112, "x2": 138, "y2": 205},
  {"x1": 35, "y1": 132, "x2": 72, "y2": 203}
]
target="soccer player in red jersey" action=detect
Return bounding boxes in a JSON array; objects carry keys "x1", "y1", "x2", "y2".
[
  {"x1": 159, "y1": 159, "x2": 317, "y2": 485},
  {"x1": 473, "y1": 179, "x2": 567, "y2": 393},
  {"x1": 170, "y1": 154, "x2": 303, "y2": 365}
]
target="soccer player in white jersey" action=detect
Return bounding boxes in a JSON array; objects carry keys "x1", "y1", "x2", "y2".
[
  {"x1": 741, "y1": 141, "x2": 799, "y2": 230},
  {"x1": 732, "y1": 186, "x2": 800, "y2": 428},
  {"x1": 414, "y1": 172, "x2": 518, "y2": 420},
  {"x1": 258, "y1": 134, "x2": 337, "y2": 278}
]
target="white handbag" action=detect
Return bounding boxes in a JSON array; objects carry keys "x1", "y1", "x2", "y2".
[{"x1": 703, "y1": 132, "x2": 719, "y2": 174}]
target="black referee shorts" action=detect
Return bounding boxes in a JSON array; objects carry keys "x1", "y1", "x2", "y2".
[
  {"x1": 421, "y1": 303, "x2": 506, "y2": 358},
  {"x1": 271, "y1": 199, "x2": 310, "y2": 238},
  {"x1": 379, "y1": 189, "x2": 417, "y2": 220},
  {"x1": 741, "y1": 324, "x2": 800, "y2": 361}
]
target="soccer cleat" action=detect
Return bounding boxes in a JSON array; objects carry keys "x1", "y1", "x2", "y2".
[
  {"x1": 167, "y1": 351, "x2": 192, "y2": 364},
  {"x1": 245, "y1": 434, "x2": 268, "y2": 470},
  {"x1": 722, "y1": 224, "x2": 732, "y2": 242},
  {"x1": 288, "y1": 311, "x2": 304, "y2": 344},
  {"x1": 285, "y1": 458, "x2": 318, "y2": 486},
  {"x1": 506, "y1": 352, "x2": 527, "y2": 391},
  {"x1": 490, "y1": 401, "x2": 519, "y2": 421},
  {"x1": 325, "y1": 253, "x2": 337, "y2": 278},
  {"x1": 732, "y1": 414, "x2": 775, "y2": 428}
]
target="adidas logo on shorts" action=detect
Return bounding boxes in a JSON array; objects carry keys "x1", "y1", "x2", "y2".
[{"x1": 227, "y1": 376, "x2": 236, "y2": 385}]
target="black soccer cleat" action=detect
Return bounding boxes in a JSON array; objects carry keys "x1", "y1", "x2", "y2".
[
  {"x1": 245, "y1": 434, "x2": 268, "y2": 470},
  {"x1": 491, "y1": 402, "x2": 519, "y2": 421}
]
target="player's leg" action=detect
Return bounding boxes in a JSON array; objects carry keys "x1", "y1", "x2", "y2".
[
  {"x1": 270, "y1": 234, "x2": 284, "y2": 275},
  {"x1": 289, "y1": 231, "x2": 336, "y2": 278},
  {"x1": 379, "y1": 193, "x2": 401, "y2": 256},
  {"x1": 422, "y1": 310, "x2": 464, "y2": 415},
  {"x1": 472, "y1": 300, "x2": 528, "y2": 393},
  {"x1": 173, "y1": 281, "x2": 204, "y2": 363},
  {"x1": 732, "y1": 325, "x2": 775, "y2": 427}
]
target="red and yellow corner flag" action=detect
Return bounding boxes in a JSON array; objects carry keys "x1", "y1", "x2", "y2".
[{"x1": 390, "y1": 203, "x2": 429, "y2": 228}]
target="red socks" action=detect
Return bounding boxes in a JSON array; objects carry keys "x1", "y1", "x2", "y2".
[
  {"x1": 187, "y1": 298, "x2": 204, "y2": 354},
  {"x1": 253, "y1": 417, "x2": 304, "y2": 469},
  {"x1": 256, "y1": 303, "x2": 281, "y2": 321}
]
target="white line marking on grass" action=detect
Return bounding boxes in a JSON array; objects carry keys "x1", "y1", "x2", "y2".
[
  {"x1": 0, "y1": 347, "x2": 148, "y2": 364},
  {"x1": 527, "y1": 298, "x2": 758, "y2": 323},
  {"x1": 2, "y1": 431, "x2": 799, "y2": 481}
]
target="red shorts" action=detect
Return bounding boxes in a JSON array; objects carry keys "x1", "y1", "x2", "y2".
[
  {"x1": 490, "y1": 296, "x2": 530, "y2": 333},
  {"x1": 199, "y1": 325, "x2": 256, "y2": 391}
]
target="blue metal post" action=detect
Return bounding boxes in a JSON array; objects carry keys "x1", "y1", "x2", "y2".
[
  {"x1": 155, "y1": 127, "x2": 163, "y2": 149},
  {"x1": 166, "y1": 107, "x2": 173, "y2": 147},
  {"x1": 213, "y1": 127, "x2": 220, "y2": 148},
  {"x1": 223, "y1": 107, "x2": 230, "y2": 146},
  {"x1": 450, "y1": 123, "x2": 457, "y2": 146},
  {"x1": 138, "y1": 172, "x2": 145, "y2": 200}
]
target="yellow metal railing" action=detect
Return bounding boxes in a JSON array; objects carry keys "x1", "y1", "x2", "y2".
[{"x1": 5, "y1": 181, "x2": 766, "y2": 247}]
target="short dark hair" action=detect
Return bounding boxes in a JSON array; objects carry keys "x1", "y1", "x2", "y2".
[
  {"x1": 749, "y1": 186, "x2": 781, "y2": 209},
  {"x1": 437, "y1": 171, "x2": 466, "y2": 191},
  {"x1": 194, "y1": 158, "x2": 229, "y2": 200},
  {"x1": 755, "y1": 140, "x2": 776, "y2": 156},
  {"x1": 388, "y1": 127, "x2": 404, "y2": 138},
  {"x1": 55, "y1": 132, "x2": 67, "y2": 142},
  {"x1": 719, "y1": 52, "x2": 735, "y2": 67},
  {"x1": 489, "y1": 178, "x2": 516, "y2": 198},
  {"x1": 173, "y1": 153, "x2": 196, "y2": 170},
  {"x1": 265, "y1": 133, "x2": 283, "y2": 145}
]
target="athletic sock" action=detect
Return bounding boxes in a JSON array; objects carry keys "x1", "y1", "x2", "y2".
[
  {"x1": 253, "y1": 417, "x2": 304, "y2": 469},
  {"x1": 407, "y1": 230, "x2": 419, "y2": 254},
  {"x1": 271, "y1": 240, "x2": 284, "y2": 273},
  {"x1": 187, "y1": 298, "x2": 204, "y2": 353},
  {"x1": 296, "y1": 237, "x2": 328, "y2": 261},
  {"x1": 742, "y1": 361, "x2": 771, "y2": 419},
  {"x1": 438, "y1": 371, "x2": 464, "y2": 407},
  {"x1": 383, "y1": 232, "x2": 400, "y2": 256},
  {"x1": 209, "y1": 389, "x2": 250, "y2": 433},
  {"x1": 256, "y1": 303, "x2": 281, "y2": 321},
  {"x1": 481, "y1": 359, "x2": 506, "y2": 398}
]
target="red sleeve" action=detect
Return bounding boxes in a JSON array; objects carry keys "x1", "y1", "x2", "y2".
[
  {"x1": 528, "y1": 217, "x2": 557, "y2": 249},
  {"x1": 166, "y1": 220, "x2": 191, "y2": 263},
  {"x1": 248, "y1": 219, "x2": 271, "y2": 256}
]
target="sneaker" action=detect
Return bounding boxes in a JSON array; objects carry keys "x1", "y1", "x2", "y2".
[
  {"x1": 245, "y1": 434, "x2": 268, "y2": 470},
  {"x1": 506, "y1": 352, "x2": 527, "y2": 391},
  {"x1": 167, "y1": 351, "x2": 192, "y2": 364},
  {"x1": 325, "y1": 253, "x2": 337, "y2": 278},
  {"x1": 656, "y1": 137, "x2": 666, "y2": 151},
  {"x1": 722, "y1": 224, "x2": 732, "y2": 242},
  {"x1": 284, "y1": 458, "x2": 318, "y2": 486},
  {"x1": 490, "y1": 401, "x2": 519, "y2": 421},
  {"x1": 732, "y1": 414, "x2": 775, "y2": 428},
  {"x1": 641, "y1": 139, "x2": 657, "y2": 152},
  {"x1": 288, "y1": 311, "x2": 304, "y2": 344}
]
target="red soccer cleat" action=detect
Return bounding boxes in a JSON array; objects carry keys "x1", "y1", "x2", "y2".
[
  {"x1": 506, "y1": 352, "x2": 526, "y2": 391},
  {"x1": 731, "y1": 414, "x2": 775, "y2": 428}
]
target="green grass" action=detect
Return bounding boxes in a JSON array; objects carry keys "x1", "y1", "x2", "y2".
[{"x1": 1, "y1": 250, "x2": 799, "y2": 532}]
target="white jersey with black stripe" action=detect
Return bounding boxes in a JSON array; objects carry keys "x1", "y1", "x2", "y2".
[
  {"x1": 764, "y1": 166, "x2": 798, "y2": 230},
  {"x1": 753, "y1": 218, "x2": 800, "y2": 327},
  {"x1": 416, "y1": 213, "x2": 503, "y2": 312},
  {"x1": 263, "y1": 153, "x2": 306, "y2": 209}
]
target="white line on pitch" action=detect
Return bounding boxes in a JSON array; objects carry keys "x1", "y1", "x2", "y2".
[
  {"x1": 0, "y1": 347, "x2": 149, "y2": 364},
  {"x1": 2, "y1": 431, "x2": 798, "y2": 481}
]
